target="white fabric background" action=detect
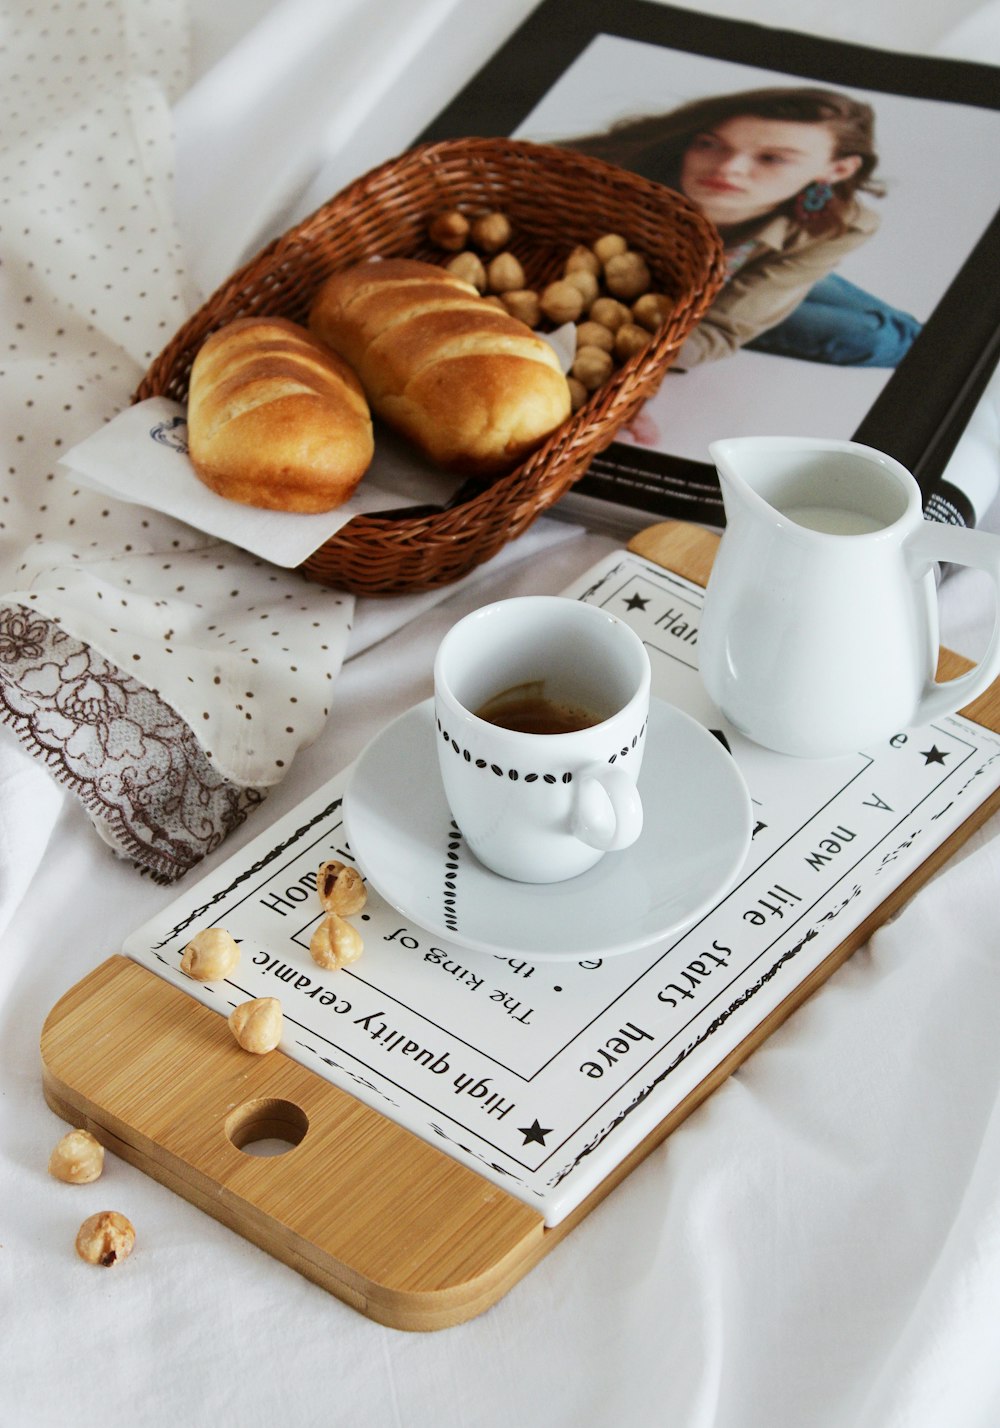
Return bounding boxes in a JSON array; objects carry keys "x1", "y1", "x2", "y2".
[{"x1": 3, "y1": 2, "x2": 1000, "y2": 1425}]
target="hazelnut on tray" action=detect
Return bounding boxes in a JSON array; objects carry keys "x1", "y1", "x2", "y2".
[
  {"x1": 180, "y1": 927, "x2": 240, "y2": 981},
  {"x1": 310, "y1": 913, "x2": 364, "y2": 971},
  {"x1": 317, "y1": 859, "x2": 367, "y2": 916},
  {"x1": 229, "y1": 997, "x2": 283, "y2": 1054}
]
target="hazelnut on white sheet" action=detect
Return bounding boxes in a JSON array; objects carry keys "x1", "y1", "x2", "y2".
[
  {"x1": 75, "y1": 1211, "x2": 135, "y2": 1267},
  {"x1": 48, "y1": 1128, "x2": 105, "y2": 1184}
]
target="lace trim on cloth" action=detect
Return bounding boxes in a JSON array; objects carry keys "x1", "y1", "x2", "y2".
[{"x1": 0, "y1": 604, "x2": 265, "y2": 883}]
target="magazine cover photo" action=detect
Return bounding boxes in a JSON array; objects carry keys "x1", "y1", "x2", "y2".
[{"x1": 511, "y1": 32, "x2": 1000, "y2": 481}]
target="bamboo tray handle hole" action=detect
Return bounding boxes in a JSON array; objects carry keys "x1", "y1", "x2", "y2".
[{"x1": 225, "y1": 1097, "x2": 309, "y2": 1158}]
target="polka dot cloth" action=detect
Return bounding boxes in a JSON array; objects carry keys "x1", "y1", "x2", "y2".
[{"x1": 0, "y1": 3, "x2": 355, "y2": 880}]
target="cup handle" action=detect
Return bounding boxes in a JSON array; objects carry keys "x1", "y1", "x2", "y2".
[
  {"x1": 906, "y1": 522, "x2": 1000, "y2": 726},
  {"x1": 571, "y1": 765, "x2": 643, "y2": 852}
]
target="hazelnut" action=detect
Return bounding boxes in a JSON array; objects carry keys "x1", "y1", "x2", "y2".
[
  {"x1": 501, "y1": 289, "x2": 542, "y2": 327},
  {"x1": 48, "y1": 1128, "x2": 105, "y2": 1184},
  {"x1": 229, "y1": 997, "x2": 283, "y2": 1055},
  {"x1": 564, "y1": 244, "x2": 602, "y2": 277},
  {"x1": 564, "y1": 269, "x2": 599, "y2": 309},
  {"x1": 604, "y1": 251, "x2": 651, "y2": 300},
  {"x1": 75, "y1": 1211, "x2": 135, "y2": 1267},
  {"x1": 589, "y1": 296, "x2": 631, "y2": 331},
  {"x1": 470, "y1": 210, "x2": 512, "y2": 253},
  {"x1": 481, "y1": 295, "x2": 508, "y2": 311},
  {"x1": 614, "y1": 322, "x2": 652, "y2": 362},
  {"x1": 486, "y1": 251, "x2": 525, "y2": 294},
  {"x1": 540, "y1": 279, "x2": 585, "y2": 325},
  {"x1": 571, "y1": 344, "x2": 614, "y2": 391},
  {"x1": 567, "y1": 376, "x2": 589, "y2": 412},
  {"x1": 592, "y1": 233, "x2": 628, "y2": 263},
  {"x1": 180, "y1": 927, "x2": 240, "y2": 982},
  {"x1": 317, "y1": 859, "x2": 367, "y2": 916},
  {"x1": 632, "y1": 292, "x2": 675, "y2": 331},
  {"x1": 445, "y1": 251, "x2": 486, "y2": 292},
  {"x1": 575, "y1": 319, "x2": 614, "y2": 353},
  {"x1": 310, "y1": 913, "x2": 364, "y2": 971},
  {"x1": 428, "y1": 209, "x2": 470, "y2": 251}
]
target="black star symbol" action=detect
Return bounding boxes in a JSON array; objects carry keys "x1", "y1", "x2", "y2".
[
  {"x1": 519, "y1": 1119, "x2": 552, "y2": 1147},
  {"x1": 623, "y1": 592, "x2": 649, "y2": 611},
  {"x1": 921, "y1": 745, "x2": 948, "y2": 765}
]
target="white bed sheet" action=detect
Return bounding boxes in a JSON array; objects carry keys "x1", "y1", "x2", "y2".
[{"x1": 3, "y1": 2, "x2": 1000, "y2": 1424}]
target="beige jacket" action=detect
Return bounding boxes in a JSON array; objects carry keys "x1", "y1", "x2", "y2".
[{"x1": 675, "y1": 200, "x2": 880, "y2": 368}]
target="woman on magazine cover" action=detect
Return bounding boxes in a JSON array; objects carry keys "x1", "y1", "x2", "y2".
[{"x1": 569, "y1": 85, "x2": 921, "y2": 370}]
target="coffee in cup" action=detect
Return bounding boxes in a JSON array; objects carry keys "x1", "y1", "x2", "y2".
[{"x1": 474, "y1": 681, "x2": 605, "y2": 735}]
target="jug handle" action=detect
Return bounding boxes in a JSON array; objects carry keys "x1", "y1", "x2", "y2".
[{"x1": 906, "y1": 522, "x2": 1000, "y2": 726}]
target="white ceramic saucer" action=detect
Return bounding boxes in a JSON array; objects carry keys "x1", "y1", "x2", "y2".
[{"x1": 343, "y1": 697, "x2": 753, "y2": 962}]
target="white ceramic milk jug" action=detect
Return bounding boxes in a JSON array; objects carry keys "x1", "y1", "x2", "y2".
[{"x1": 698, "y1": 436, "x2": 1000, "y2": 758}]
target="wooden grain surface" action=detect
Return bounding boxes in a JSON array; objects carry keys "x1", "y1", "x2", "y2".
[
  {"x1": 41, "y1": 954, "x2": 545, "y2": 1330},
  {"x1": 40, "y1": 520, "x2": 1000, "y2": 1330}
]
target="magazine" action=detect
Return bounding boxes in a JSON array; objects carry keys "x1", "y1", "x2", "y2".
[{"x1": 420, "y1": 0, "x2": 1000, "y2": 531}]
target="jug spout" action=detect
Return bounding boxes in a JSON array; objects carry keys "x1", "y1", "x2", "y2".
[
  {"x1": 708, "y1": 437, "x2": 761, "y2": 526},
  {"x1": 708, "y1": 435, "x2": 921, "y2": 535},
  {"x1": 709, "y1": 436, "x2": 759, "y2": 493}
]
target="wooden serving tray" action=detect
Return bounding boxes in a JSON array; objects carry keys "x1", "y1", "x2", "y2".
[{"x1": 40, "y1": 521, "x2": 1000, "y2": 1331}]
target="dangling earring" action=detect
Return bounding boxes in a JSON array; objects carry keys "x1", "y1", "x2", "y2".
[{"x1": 795, "y1": 181, "x2": 834, "y2": 224}]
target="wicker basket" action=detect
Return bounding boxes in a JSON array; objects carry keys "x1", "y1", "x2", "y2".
[{"x1": 136, "y1": 138, "x2": 725, "y2": 595}]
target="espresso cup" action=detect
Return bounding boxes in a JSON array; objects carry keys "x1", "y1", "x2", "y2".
[{"x1": 433, "y1": 596, "x2": 651, "y2": 882}]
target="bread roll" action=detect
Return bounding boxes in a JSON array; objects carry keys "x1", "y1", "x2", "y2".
[
  {"x1": 308, "y1": 258, "x2": 571, "y2": 475},
  {"x1": 187, "y1": 316, "x2": 374, "y2": 513}
]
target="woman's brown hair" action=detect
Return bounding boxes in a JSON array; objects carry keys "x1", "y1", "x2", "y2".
[{"x1": 566, "y1": 86, "x2": 884, "y2": 234}]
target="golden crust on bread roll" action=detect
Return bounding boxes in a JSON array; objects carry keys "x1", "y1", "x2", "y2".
[
  {"x1": 309, "y1": 258, "x2": 571, "y2": 475},
  {"x1": 187, "y1": 316, "x2": 374, "y2": 513}
]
